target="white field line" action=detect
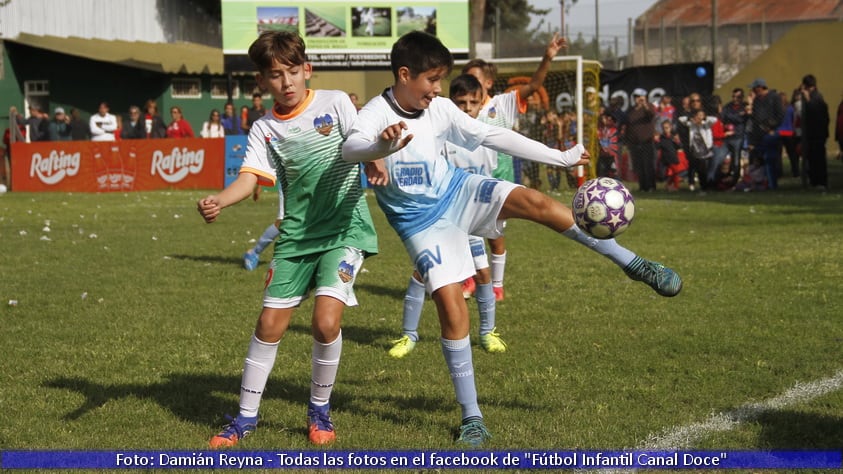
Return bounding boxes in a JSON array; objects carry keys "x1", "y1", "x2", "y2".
[
  {"x1": 640, "y1": 369, "x2": 843, "y2": 449},
  {"x1": 590, "y1": 369, "x2": 843, "y2": 474}
]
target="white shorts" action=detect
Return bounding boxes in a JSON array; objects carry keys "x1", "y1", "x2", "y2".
[{"x1": 404, "y1": 175, "x2": 520, "y2": 293}]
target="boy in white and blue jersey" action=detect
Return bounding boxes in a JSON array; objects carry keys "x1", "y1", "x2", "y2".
[
  {"x1": 198, "y1": 31, "x2": 378, "y2": 448},
  {"x1": 343, "y1": 31, "x2": 682, "y2": 447},
  {"x1": 463, "y1": 34, "x2": 567, "y2": 302},
  {"x1": 388, "y1": 74, "x2": 505, "y2": 359}
]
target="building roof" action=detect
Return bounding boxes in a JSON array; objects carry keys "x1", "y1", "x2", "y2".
[
  {"x1": 637, "y1": 0, "x2": 843, "y2": 28},
  {"x1": 7, "y1": 33, "x2": 223, "y2": 75}
]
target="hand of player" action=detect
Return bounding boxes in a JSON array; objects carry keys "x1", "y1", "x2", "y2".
[
  {"x1": 575, "y1": 149, "x2": 591, "y2": 166},
  {"x1": 546, "y1": 32, "x2": 568, "y2": 58},
  {"x1": 380, "y1": 121, "x2": 413, "y2": 153},
  {"x1": 197, "y1": 196, "x2": 221, "y2": 223},
  {"x1": 252, "y1": 185, "x2": 261, "y2": 202},
  {"x1": 364, "y1": 159, "x2": 389, "y2": 186}
]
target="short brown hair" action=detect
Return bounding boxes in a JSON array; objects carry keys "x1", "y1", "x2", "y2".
[
  {"x1": 462, "y1": 59, "x2": 497, "y2": 82},
  {"x1": 248, "y1": 31, "x2": 307, "y2": 73}
]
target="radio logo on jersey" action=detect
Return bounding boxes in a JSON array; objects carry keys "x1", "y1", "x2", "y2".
[
  {"x1": 29, "y1": 149, "x2": 81, "y2": 185},
  {"x1": 393, "y1": 163, "x2": 429, "y2": 189},
  {"x1": 151, "y1": 147, "x2": 205, "y2": 183}
]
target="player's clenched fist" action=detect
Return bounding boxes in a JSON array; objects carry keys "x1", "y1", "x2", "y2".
[{"x1": 197, "y1": 196, "x2": 221, "y2": 223}]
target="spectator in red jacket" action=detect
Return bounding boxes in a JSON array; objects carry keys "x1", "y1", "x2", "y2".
[{"x1": 166, "y1": 106, "x2": 195, "y2": 138}]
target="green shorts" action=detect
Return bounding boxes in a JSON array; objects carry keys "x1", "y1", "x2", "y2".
[
  {"x1": 263, "y1": 247, "x2": 366, "y2": 309},
  {"x1": 492, "y1": 155, "x2": 515, "y2": 182}
]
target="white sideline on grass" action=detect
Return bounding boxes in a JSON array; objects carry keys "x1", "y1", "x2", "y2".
[
  {"x1": 595, "y1": 369, "x2": 843, "y2": 473},
  {"x1": 640, "y1": 368, "x2": 843, "y2": 449}
]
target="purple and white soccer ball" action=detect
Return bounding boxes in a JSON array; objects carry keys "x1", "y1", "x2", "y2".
[{"x1": 572, "y1": 178, "x2": 635, "y2": 239}]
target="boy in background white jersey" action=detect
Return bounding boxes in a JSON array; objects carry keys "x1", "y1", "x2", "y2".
[
  {"x1": 197, "y1": 31, "x2": 379, "y2": 448},
  {"x1": 462, "y1": 33, "x2": 567, "y2": 302},
  {"x1": 343, "y1": 31, "x2": 682, "y2": 447}
]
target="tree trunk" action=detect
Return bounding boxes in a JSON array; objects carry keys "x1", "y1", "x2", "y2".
[{"x1": 470, "y1": 0, "x2": 487, "y2": 58}]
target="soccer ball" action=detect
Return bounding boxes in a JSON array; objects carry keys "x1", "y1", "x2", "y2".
[
  {"x1": 0, "y1": 184, "x2": 6, "y2": 194},
  {"x1": 571, "y1": 178, "x2": 635, "y2": 239}
]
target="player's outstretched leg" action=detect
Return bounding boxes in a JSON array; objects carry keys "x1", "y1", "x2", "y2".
[
  {"x1": 623, "y1": 256, "x2": 683, "y2": 297},
  {"x1": 389, "y1": 275, "x2": 424, "y2": 358},
  {"x1": 562, "y1": 224, "x2": 683, "y2": 297},
  {"x1": 500, "y1": 187, "x2": 682, "y2": 297}
]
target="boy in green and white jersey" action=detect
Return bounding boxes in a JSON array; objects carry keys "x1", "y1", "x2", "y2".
[{"x1": 198, "y1": 30, "x2": 379, "y2": 448}]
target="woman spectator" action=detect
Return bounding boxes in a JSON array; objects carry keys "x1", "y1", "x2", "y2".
[
  {"x1": 166, "y1": 106, "x2": 195, "y2": 138},
  {"x1": 200, "y1": 109, "x2": 225, "y2": 138}
]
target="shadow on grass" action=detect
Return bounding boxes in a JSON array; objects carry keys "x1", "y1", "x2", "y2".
[
  {"x1": 755, "y1": 409, "x2": 843, "y2": 449},
  {"x1": 283, "y1": 320, "x2": 401, "y2": 347},
  {"x1": 43, "y1": 368, "x2": 536, "y2": 436},
  {"x1": 169, "y1": 254, "x2": 244, "y2": 266},
  {"x1": 354, "y1": 282, "x2": 408, "y2": 300}
]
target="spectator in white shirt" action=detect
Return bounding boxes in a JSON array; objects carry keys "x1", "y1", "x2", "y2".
[{"x1": 89, "y1": 102, "x2": 118, "y2": 141}]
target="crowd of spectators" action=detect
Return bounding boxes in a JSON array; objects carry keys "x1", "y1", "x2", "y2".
[
  {"x1": 597, "y1": 74, "x2": 838, "y2": 192},
  {"x1": 4, "y1": 92, "x2": 272, "y2": 145}
]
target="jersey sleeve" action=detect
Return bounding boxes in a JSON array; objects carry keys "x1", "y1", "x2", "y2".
[
  {"x1": 442, "y1": 99, "x2": 488, "y2": 152},
  {"x1": 342, "y1": 97, "x2": 395, "y2": 162},
  {"x1": 240, "y1": 121, "x2": 276, "y2": 186}
]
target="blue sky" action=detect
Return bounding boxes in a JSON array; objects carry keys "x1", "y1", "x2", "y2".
[{"x1": 529, "y1": 0, "x2": 659, "y2": 53}]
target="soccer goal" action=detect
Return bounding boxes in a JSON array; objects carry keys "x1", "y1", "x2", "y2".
[{"x1": 455, "y1": 56, "x2": 602, "y2": 185}]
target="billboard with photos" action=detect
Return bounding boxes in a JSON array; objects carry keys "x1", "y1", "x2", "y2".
[{"x1": 222, "y1": 0, "x2": 469, "y2": 70}]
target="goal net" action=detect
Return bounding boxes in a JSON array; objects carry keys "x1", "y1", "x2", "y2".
[{"x1": 455, "y1": 56, "x2": 601, "y2": 188}]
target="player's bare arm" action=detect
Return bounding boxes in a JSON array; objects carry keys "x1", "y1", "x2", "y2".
[
  {"x1": 520, "y1": 32, "x2": 568, "y2": 99},
  {"x1": 197, "y1": 172, "x2": 259, "y2": 223}
]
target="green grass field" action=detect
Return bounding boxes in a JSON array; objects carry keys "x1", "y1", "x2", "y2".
[{"x1": 1, "y1": 162, "x2": 842, "y2": 471}]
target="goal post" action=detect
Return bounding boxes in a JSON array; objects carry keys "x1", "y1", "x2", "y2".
[{"x1": 453, "y1": 56, "x2": 602, "y2": 187}]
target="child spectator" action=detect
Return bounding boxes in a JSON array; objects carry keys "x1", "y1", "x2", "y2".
[
  {"x1": 655, "y1": 120, "x2": 686, "y2": 191},
  {"x1": 679, "y1": 109, "x2": 717, "y2": 191},
  {"x1": 597, "y1": 112, "x2": 621, "y2": 179}
]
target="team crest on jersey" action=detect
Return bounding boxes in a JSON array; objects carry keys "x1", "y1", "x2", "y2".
[
  {"x1": 313, "y1": 114, "x2": 334, "y2": 136},
  {"x1": 337, "y1": 260, "x2": 355, "y2": 283},
  {"x1": 487, "y1": 106, "x2": 497, "y2": 119}
]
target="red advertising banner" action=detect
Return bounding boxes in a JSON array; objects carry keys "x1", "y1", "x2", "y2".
[{"x1": 10, "y1": 138, "x2": 225, "y2": 192}]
